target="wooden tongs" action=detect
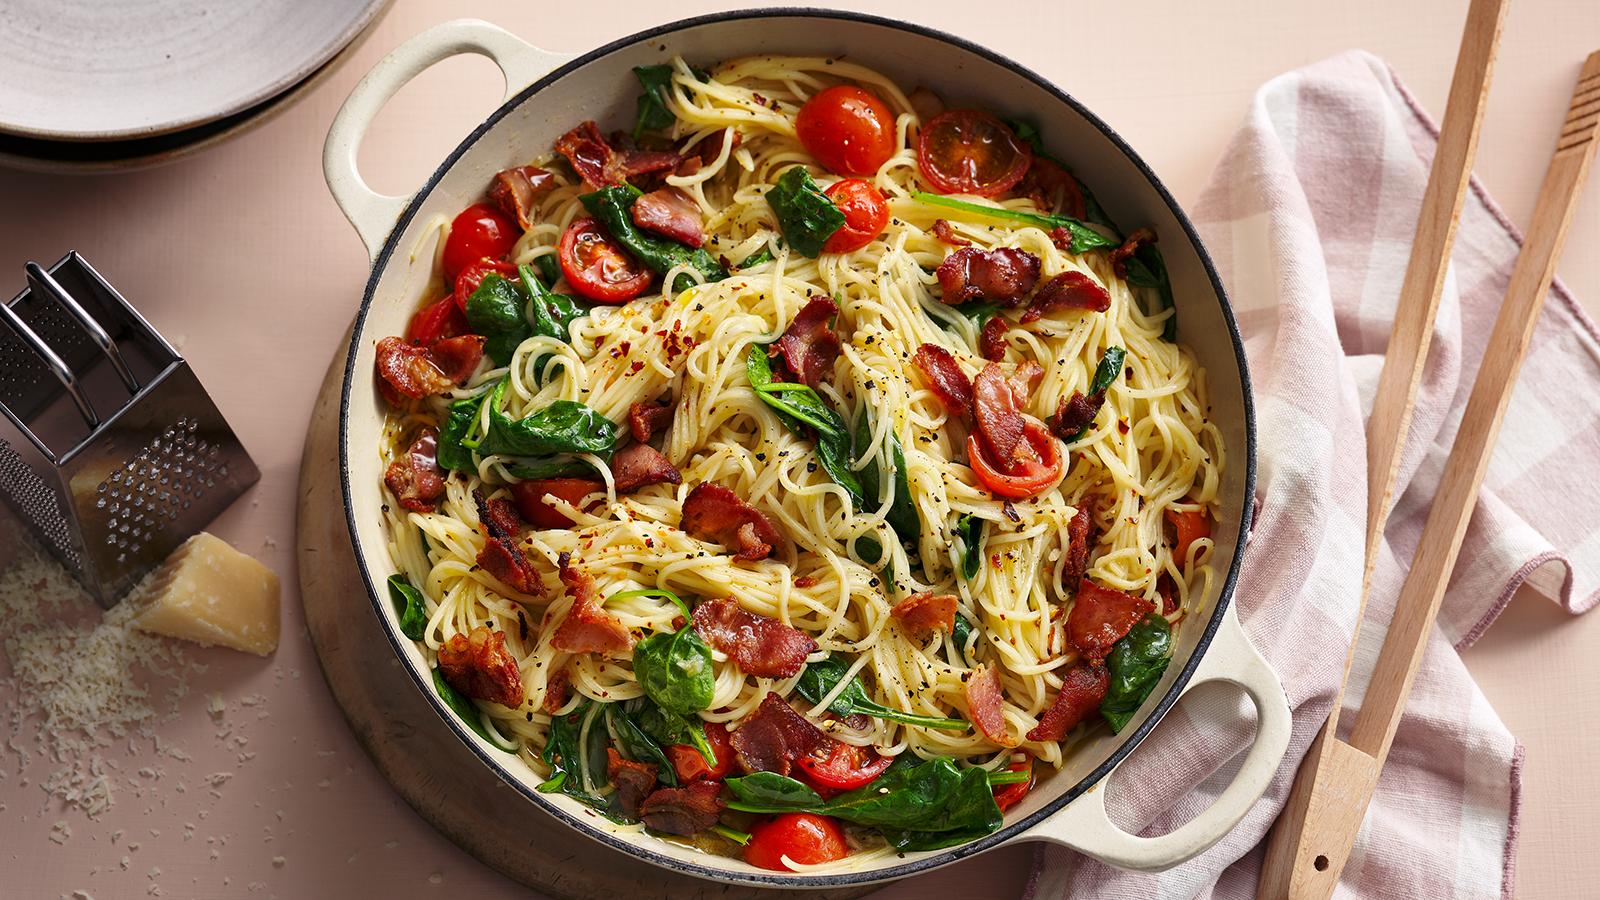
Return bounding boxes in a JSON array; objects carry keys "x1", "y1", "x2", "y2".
[{"x1": 1260, "y1": 0, "x2": 1600, "y2": 891}]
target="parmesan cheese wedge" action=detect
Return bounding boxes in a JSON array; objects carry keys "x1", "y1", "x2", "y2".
[{"x1": 128, "y1": 533, "x2": 280, "y2": 656}]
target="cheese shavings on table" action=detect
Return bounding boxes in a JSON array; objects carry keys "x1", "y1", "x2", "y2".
[{"x1": 127, "y1": 533, "x2": 281, "y2": 657}]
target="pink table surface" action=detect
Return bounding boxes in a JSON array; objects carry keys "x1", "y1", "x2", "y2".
[{"x1": 2, "y1": 2, "x2": 1597, "y2": 897}]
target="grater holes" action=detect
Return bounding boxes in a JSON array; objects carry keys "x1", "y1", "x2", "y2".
[{"x1": 0, "y1": 438, "x2": 81, "y2": 570}]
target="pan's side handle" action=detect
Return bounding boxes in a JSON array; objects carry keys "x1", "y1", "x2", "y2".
[
  {"x1": 322, "y1": 18, "x2": 570, "y2": 260},
  {"x1": 1020, "y1": 605, "x2": 1290, "y2": 871}
]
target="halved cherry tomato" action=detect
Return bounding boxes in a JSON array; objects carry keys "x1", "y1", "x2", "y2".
[
  {"x1": 510, "y1": 478, "x2": 604, "y2": 529},
  {"x1": 967, "y1": 416, "x2": 1063, "y2": 500},
  {"x1": 1165, "y1": 507, "x2": 1212, "y2": 565},
  {"x1": 796, "y1": 85, "x2": 897, "y2": 177},
  {"x1": 453, "y1": 259, "x2": 519, "y2": 311},
  {"x1": 408, "y1": 295, "x2": 469, "y2": 345},
  {"x1": 821, "y1": 179, "x2": 889, "y2": 253},
  {"x1": 917, "y1": 109, "x2": 1032, "y2": 197},
  {"x1": 796, "y1": 741, "x2": 893, "y2": 791},
  {"x1": 559, "y1": 217, "x2": 653, "y2": 303},
  {"x1": 992, "y1": 753, "x2": 1035, "y2": 813},
  {"x1": 665, "y1": 722, "x2": 735, "y2": 782},
  {"x1": 744, "y1": 813, "x2": 850, "y2": 872},
  {"x1": 442, "y1": 202, "x2": 520, "y2": 283}
]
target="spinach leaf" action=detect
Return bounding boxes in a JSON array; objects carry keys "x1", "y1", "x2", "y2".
[
  {"x1": 1122, "y1": 243, "x2": 1177, "y2": 341},
  {"x1": 632, "y1": 698, "x2": 716, "y2": 768},
  {"x1": 387, "y1": 574, "x2": 427, "y2": 641},
  {"x1": 533, "y1": 253, "x2": 562, "y2": 288},
  {"x1": 630, "y1": 64, "x2": 709, "y2": 141},
  {"x1": 956, "y1": 301, "x2": 1002, "y2": 325},
  {"x1": 912, "y1": 192, "x2": 1117, "y2": 255},
  {"x1": 633, "y1": 627, "x2": 716, "y2": 716},
  {"x1": 745, "y1": 346, "x2": 864, "y2": 505},
  {"x1": 736, "y1": 245, "x2": 775, "y2": 270},
  {"x1": 723, "y1": 771, "x2": 826, "y2": 811},
  {"x1": 464, "y1": 273, "x2": 533, "y2": 366},
  {"x1": 1067, "y1": 346, "x2": 1128, "y2": 442},
  {"x1": 1101, "y1": 612, "x2": 1172, "y2": 733},
  {"x1": 607, "y1": 703, "x2": 677, "y2": 787},
  {"x1": 765, "y1": 166, "x2": 845, "y2": 257},
  {"x1": 580, "y1": 185, "x2": 728, "y2": 293},
  {"x1": 855, "y1": 411, "x2": 920, "y2": 543},
  {"x1": 538, "y1": 699, "x2": 613, "y2": 809},
  {"x1": 504, "y1": 456, "x2": 599, "y2": 480},
  {"x1": 519, "y1": 264, "x2": 593, "y2": 342},
  {"x1": 878, "y1": 764, "x2": 1002, "y2": 851},
  {"x1": 432, "y1": 667, "x2": 494, "y2": 744},
  {"x1": 950, "y1": 613, "x2": 977, "y2": 667},
  {"x1": 436, "y1": 390, "x2": 490, "y2": 473},
  {"x1": 794, "y1": 655, "x2": 968, "y2": 731},
  {"x1": 955, "y1": 513, "x2": 985, "y2": 581},
  {"x1": 482, "y1": 379, "x2": 620, "y2": 458},
  {"x1": 606, "y1": 587, "x2": 693, "y2": 621}
]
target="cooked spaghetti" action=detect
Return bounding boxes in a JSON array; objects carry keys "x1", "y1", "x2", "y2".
[{"x1": 371, "y1": 54, "x2": 1222, "y2": 868}]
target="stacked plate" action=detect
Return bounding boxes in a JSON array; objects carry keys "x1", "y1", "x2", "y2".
[{"x1": 0, "y1": 0, "x2": 391, "y2": 172}]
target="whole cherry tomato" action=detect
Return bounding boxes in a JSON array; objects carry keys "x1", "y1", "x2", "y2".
[
  {"x1": 442, "y1": 202, "x2": 520, "y2": 282},
  {"x1": 558, "y1": 218, "x2": 653, "y2": 303},
  {"x1": 967, "y1": 416, "x2": 1063, "y2": 499},
  {"x1": 821, "y1": 179, "x2": 890, "y2": 253},
  {"x1": 917, "y1": 109, "x2": 1032, "y2": 197},
  {"x1": 743, "y1": 813, "x2": 850, "y2": 872},
  {"x1": 796, "y1": 85, "x2": 897, "y2": 177}
]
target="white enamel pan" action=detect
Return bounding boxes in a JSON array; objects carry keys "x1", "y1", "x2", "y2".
[{"x1": 323, "y1": 11, "x2": 1287, "y2": 888}]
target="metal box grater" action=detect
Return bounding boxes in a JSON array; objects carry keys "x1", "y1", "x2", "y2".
[{"x1": 0, "y1": 251, "x2": 259, "y2": 606}]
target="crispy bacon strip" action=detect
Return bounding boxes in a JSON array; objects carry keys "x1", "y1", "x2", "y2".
[
  {"x1": 384, "y1": 429, "x2": 445, "y2": 512},
  {"x1": 890, "y1": 592, "x2": 958, "y2": 638},
  {"x1": 1026, "y1": 663, "x2": 1108, "y2": 742},
  {"x1": 630, "y1": 186, "x2": 705, "y2": 247},
  {"x1": 965, "y1": 663, "x2": 1017, "y2": 747},
  {"x1": 1049, "y1": 390, "x2": 1106, "y2": 440},
  {"x1": 473, "y1": 491, "x2": 542, "y2": 596},
  {"x1": 773, "y1": 295, "x2": 842, "y2": 388},
  {"x1": 973, "y1": 363, "x2": 1026, "y2": 463},
  {"x1": 1021, "y1": 271, "x2": 1111, "y2": 323},
  {"x1": 1016, "y1": 158, "x2": 1087, "y2": 219},
  {"x1": 629, "y1": 399, "x2": 676, "y2": 443},
  {"x1": 375, "y1": 335, "x2": 484, "y2": 404},
  {"x1": 691, "y1": 597, "x2": 817, "y2": 678},
  {"x1": 1067, "y1": 578, "x2": 1151, "y2": 662},
  {"x1": 681, "y1": 483, "x2": 785, "y2": 562},
  {"x1": 913, "y1": 343, "x2": 974, "y2": 416},
  {"x1": 554, "y1": 121, "x2": 680, "y2": 189},
  {"x1": 550, "y1": 553, "x2": 633, "y2": 656},
  {"x1": 1063, "y1": 505, "x2": 1094, "y2": 584},
  {"x1": 936, "y1": 247, "x2": 1040, "y2": 307},
  {"x1": 979, "y1": 315, "x2": 1008, "y2": 362},
  {"x1": 930, "y1": 219, "x2": 970, "y2": 247},
  {"x1": 611, "y1": 443, "x2": 682, "y2": 494},
  {"x1": 607, "y1": 748, "x2": 659, "y2": 820},
  {"x1": 489, "y1": 165, "x2": 555, "y2": 230},
  {"x1": 729, "y1": 692, "x2": 826, "y2": 776},
  {"x1": 1108, "y1": 227, "x2": 1157, "y2": 278},
  {"x1": 438, "y1": 625, "x2": 525, "y2": 708},
  {"x1": 639, "y1": 779, "x2": 725, "y2": 836}
]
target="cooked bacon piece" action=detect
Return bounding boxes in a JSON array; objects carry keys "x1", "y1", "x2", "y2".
[
  {"x1": 1049, "y1": 390, "x2": 1106, "y2": 440},
  {"x1": 681, "y1": 483, "x2": 785, "y2": 562},
  {"x1": 773, "y1": 295, "x2": 841, "y2": 388},
  {"x1": 965, "y1": 663, "x2": 1017, "y2": 747},
  {"x1": 375, "y1": 335, "x2": 485, "y2": 404},
  {"x1": 1008, "y1": 360, "x2": 1044, "y2": 403},
  {"x1": 607, "y1": 748, "x2": 659, "y2": 820},
  {"x1": 611, "y1": 443, "x2": 682, "y2": 494},
  {"x1": 550, "y1": 553, "x2": 633, "y2": 655},
  {"x1": 1022, "y1": 271, "x2": 1111, "y2": 323},
  {"x1": 1107, "y1": 227, "x2": 1157, "y2": 278},
  {"x1": 1016, "y1": 157, "x2": 1087, "y2": 219},
  {"x1": 489, "y1": 165, "x2": 555, "y2": 229},
  {"x1": 639, "y1": 779, "x2": 726, "y2": 836},
  {"x1": 1026, "y1": 662, "x2": 1108, "y2": 742},
  {"x1": 629, "y1": 399, "x2": 676, "y2": 443},
  {"x1": 979, "y1": 315, "x2": 1008, "y2": 362},
  {"x1": 437, "y1": 625, "x2": 525, "y2": 708},
  {"x1": 913, "y1": 343, "x2": 974, "y2": 416},
  {"x1": 630, "y1": 186, "x2": 705, "y2": 248},
  {"x1": 1064, "y1": 505, "x2": 1094, "y2": 584},
  {"x1": 473, "y1": 491, "x2": 542, "y2": 596},
  {"x1": 384, "y1": 429, "x2": 445, "y2": 512},
  {"x1": 1067, "y1": 578, "x2": 1151, "y2": 662},
  {"x1": 890, "y1": 592, "x2": 958, "y2": 638},
  {"x1": 542, "y1": 668, "x2": 571, "y2": 714},
  {"x1": 555, "y1": 121, "x2": 680, "y2": 189},
  {"x1": 730, "y1": 692, "x2": 826, "y2": 776},
  {"x1": 973, "y1": 363, "x2": 1026, "y2": 463},
  {"x1": 691, "y1": 598, "x2": 816, "y2": 678},
  {"x1": 930, "y1": 219, "x2": 971, "y2": 247},
  {"x1": 936, "y1": 247, "x2": 1041, "y2": 307}
]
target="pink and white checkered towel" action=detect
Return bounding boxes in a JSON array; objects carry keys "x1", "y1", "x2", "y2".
[{"x1": 1027, "y1": 50, "x2": 1600, "y2": 899}]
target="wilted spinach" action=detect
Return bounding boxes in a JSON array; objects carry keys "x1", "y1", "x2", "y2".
[
  {"x1": 464, "y1": 273, "x2": 532, "y2": 366},
  {"x1": 745, "y1": 345, "x2": 863, "y2": 505},
  {"x1": 436, "y1": 389, "x2": 490, "y2": 473},
  {"x1": 633, "y1": 627, "x2": 716, "y2": 716},
  {"x1": 607, "y1": 703, "x2": 676, "y2": 787},
  {"x1": 912, "y1": 192, "x2": 1116, "y2": 255},
  {"x1": 765, "y1": 167, "x2": 845, "y2": 257},
  {"x1": 580, "y1": 185, "x2": 727, "y2": 292},
  {"x1": 794, "y1": 655, "x2": 967, "y2": 731},
  {"x1": 855, "y1": 411, "x2": 920, "y2": 544},
  {"x1": 630, "y1": 63, "x2": 708, "y2": 140},
  {"x1": 1122, "y1": 244, "x2": 1177, "y2": 341},
  {"x1": 432, "y1": 668, "x2": 494, "y2": 744},
  {"x1": 538, "y1": 699, "x2": 612, "y2": 809},
  {"x1": 877, "y1": 764, "x2": 1003, "y2": 851},
  {"x1": 955, "y1": 513, "x2": 985, "y2": 581},
  {"x1": 1100, "y1": 612, "x2": 1172, "y2": 733},
  {"x1": 481, "y1": 378, "x2": 619, "y2": 458},
  {"x1": 949, "y1": 612, "x2": 978, "y2": 668},
  {"x1": 1067, "y1": 346, "x2": 1128, "y2": 442},
  {"x1": 632, "y1": 697, "x2": 716, "y2": 768},
  {"x1": 387, "y1": 574, "x2": 427, "y2": 641}
]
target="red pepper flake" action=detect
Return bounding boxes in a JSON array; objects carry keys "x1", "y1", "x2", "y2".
[
  {"x1": 629, "y1": 360, "x2": 646, "y2": 375},
  {"x1": 1117, "y1": 419, "x2": 1130, "y2": 434}
]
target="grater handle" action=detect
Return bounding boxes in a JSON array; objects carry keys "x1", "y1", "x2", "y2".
[
  {"x1": 25, "y1": 261, "x2": 142, "y2": 394},
  {"x1": 0, "y1": 299, "x2": 98, "y2": 427}
]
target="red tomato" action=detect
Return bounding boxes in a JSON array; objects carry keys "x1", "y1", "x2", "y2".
[
  {"x1": 559, "y1": 218, "x2": 653, "y2": 303},
  {"x1": 407, "y1": 295, "x2": 469, "y2": 345},
  {"x1": 991, "y1": 753, "x2": 1035, "y2": 813},
  {"x1": 452, "y1": 259, "x2": 519, "y2": 311},
  {"x1": 665, "y1": 722, "x2": 735, "y2": 782},
  {"x1": 967, "y1": 417, "x2": 1063, "y2": 499},
  {"x1": 821, "y1": 180, "x2": 890, "y2": 253},
  {"x1": 917, "y1": 110, "x2": 1032, "y2": 197},
  {"x1": 796, "y1": 741, "x2": 893, "y2": 791},
  {"x1": 442, "y1": 203, "x2": 520, "y2": 283},
  {"x1": 509, "y1": 478, "x2": 604, "y2": 529},
  {"x1": 1165, "y1": 508, "x2": 1212, "y2": 565},
  {"x1": 796, "y1": 85, "x2": 897, "y2": 177},
  {"x1": 743, "y1": 813, "x2": 850, "y2": 872}
]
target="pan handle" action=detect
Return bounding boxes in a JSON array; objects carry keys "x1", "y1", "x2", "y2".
[
  {"x1": 1018, "y1": 604, "x2": 1290, "y2": 871},
  {"x1": 322, "y1": 19, "x2": 571, "y2": 260}
]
